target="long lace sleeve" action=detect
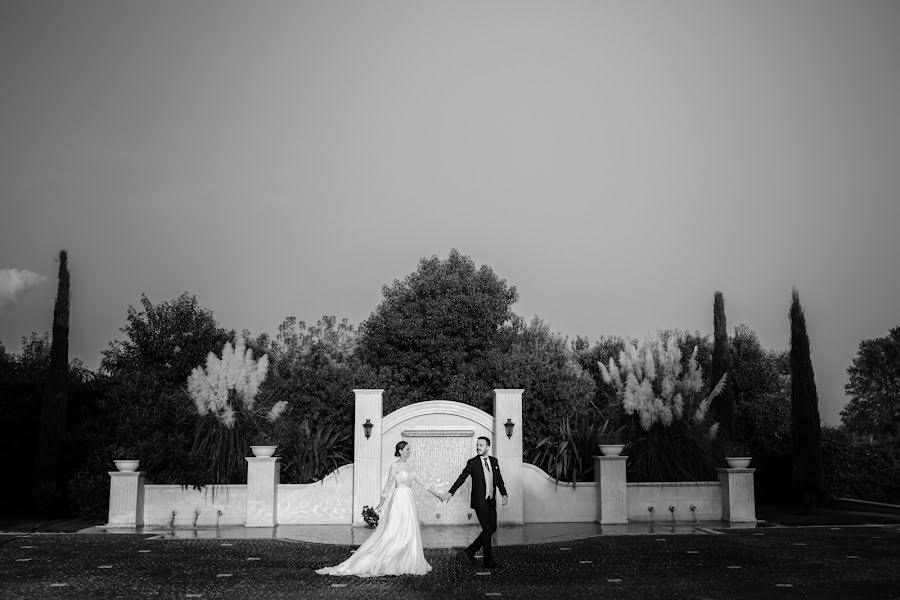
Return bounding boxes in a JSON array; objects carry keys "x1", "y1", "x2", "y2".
[
  {"x1": 380, "y1": 462, "x2": 396, "y2": 499},
  {"x1": 413, "y1": 467, "x2": 439, "y2": 498}
]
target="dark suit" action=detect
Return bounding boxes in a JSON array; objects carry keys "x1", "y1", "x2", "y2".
[{"x1": 448, "y1": 455, "x2": 507, "y2": 563}]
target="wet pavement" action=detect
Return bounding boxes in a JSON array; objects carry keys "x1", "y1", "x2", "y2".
[
  {"x1": 2, "y1": 525, "x2": 900, "y2": 599},
  {"x1": 86, "y1": 520, "x2": 759, "y2": 547},
  {"x1": 4, "y1": 508, "x2": 900, "y2": 598}
]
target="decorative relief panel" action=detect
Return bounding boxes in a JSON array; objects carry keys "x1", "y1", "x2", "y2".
[
  {"x1": 402, "y1": 430, "x2": 473, "y2": 437},
  {"x1": 405, "y1": 434, "x2": 475, "y2": 525}
]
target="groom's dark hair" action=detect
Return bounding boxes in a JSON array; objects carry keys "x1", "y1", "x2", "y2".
[{"x1": 478, "y1": 436, "x2": 491, "y2": 446}]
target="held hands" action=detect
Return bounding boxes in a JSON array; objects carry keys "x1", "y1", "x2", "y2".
[{"x1": 441, "y1": 492, "x2": 452, "y2": 502}]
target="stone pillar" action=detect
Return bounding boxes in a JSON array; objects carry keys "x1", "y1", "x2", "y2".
[
  {"x1": 353, "y1": 389, "x2": 384, "y2": 526},
  {"x1": 717, "y1": 468, "x2": 757, "y2": 523},
  {"x1": 107, "y1": 471, "x2": 145, "y2": 527},
  {"x1": 594, "y1": 456, "x2": 628, "y2": 524},
  {"x1": 246, "y1": 457, "x2": 280, "y2": 527},
  {"x1": 493, "y1": 389, "x2": 523, "y2": 525}
]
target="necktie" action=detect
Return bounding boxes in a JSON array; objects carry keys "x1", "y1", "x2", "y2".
[{"x1": 483, "y1": 457, "x2": 493, "y2": 499}]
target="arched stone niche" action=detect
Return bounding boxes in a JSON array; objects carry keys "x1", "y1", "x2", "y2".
[{"x1": 352, "y1": 390, "x2": 523, "y2": 526}]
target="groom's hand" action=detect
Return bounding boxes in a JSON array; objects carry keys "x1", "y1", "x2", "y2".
[
  {"x1": 441, "y1": 492, "x2": 452, "y2": 502},
  {"x1": 501, "y1": 495, "x2": 508, "y2": 506}
]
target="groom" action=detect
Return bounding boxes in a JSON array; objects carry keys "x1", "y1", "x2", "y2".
[{"x1": 441, "y1": 436, "x2": 508, "y2": 568}]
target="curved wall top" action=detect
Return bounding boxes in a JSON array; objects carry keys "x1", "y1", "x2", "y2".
[{"x1": 382, "y1": 400, "x2": 493, "y2": 431}]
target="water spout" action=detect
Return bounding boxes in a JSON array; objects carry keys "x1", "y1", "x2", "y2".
[
  {"x1": 193, "y1": 509, "x2": 200, "y2": 527},
  {"x1": 648, "y1": 506, "x2": 655, "y2": 522},
  {"x1": 216, "y1": 510, "x2": 223, "y2": 529},
  {"x1": 669, "y1": 505, "x2": 677, "y2": 523},
  {"x1": 690, "y1": 505, "x2": 698, "y2": 523},
  {"x1": 169, "y1": 511, "x2": 177, "y2": 528}
]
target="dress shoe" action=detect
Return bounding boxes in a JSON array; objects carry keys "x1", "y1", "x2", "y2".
[
  {"x1": 483, "y1": 559, "x2": 501, "y2": 569},
  {"x1": 457, "y1": 549, "x2": 477, "y2": 565}
]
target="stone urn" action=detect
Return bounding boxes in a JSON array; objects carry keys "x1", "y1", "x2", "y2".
[
  {"x1": 250, "y1": 445, "x2": 278, "y2": 458},
  {"x1": 113, "y1": 459, "x2": 140, "y2": 472},
  {"x1": 598, "y1": 444, "x2": 625, "y2": 457}
]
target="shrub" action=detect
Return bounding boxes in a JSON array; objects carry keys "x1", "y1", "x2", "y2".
[
  {"x1": 187, "y1": 338, "x2": 287, "y2": 486},
  {"x1": 821, "y1": 427, "x2": 900, "y2": 503},
  {"x1": 66, "y1": 371, "x2": 200, "y2": 519},
  {"x1": 530, "y1": 413, "x2": 604, "y2": 485},
  {"x1": 723, "y1": 441, "x2": 750, "y2": 456},
  {"x1": 279, "y1": 419, "x2": 352, "y2": 484},
  {"x1": 599, "y1": 333, "x2": 726, "y2": 481},
  {"x1": 496, "y1": 318, "x2": 597, "y2": 458}
]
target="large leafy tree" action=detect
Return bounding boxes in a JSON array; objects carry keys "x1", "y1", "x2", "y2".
[
  {"x1": 70, "y1": 293, "x2": 234, "y2": 516},
  {"x1": 789, "y1": 288, "x2": 825, "y2": 507},
  {"x1": 841, "y1": 327, "x2": 900, "y2": 440},
  {"x1": 101, "y1": 292, "x2": 234, "y2": 387},
  {"x1": 255, "y1": 315, "x2": 372, "y2": 483},
  {"x1": 730, "y1": 324, "x2": 791, "y2": 451},
  {"x1": 259, "y1": 316, "x2": 376, "y2": 430},
  {"x1": 357, "y1": 249, "x2": 519, "y2": 411},
  {"x1": 496, "y1": 317, "x2": 596, "y2": 454}
]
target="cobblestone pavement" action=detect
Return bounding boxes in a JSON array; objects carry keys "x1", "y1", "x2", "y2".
[{"x1": 2, "y1": 526, "x2": 900, "y2": 599}]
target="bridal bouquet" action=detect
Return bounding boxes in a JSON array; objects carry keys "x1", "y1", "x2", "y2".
[{"x1": 362, "y1": 505, "x2": 379, "y2": 528}]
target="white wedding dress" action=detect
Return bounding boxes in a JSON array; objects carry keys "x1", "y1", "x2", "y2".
[{"x1": 316, "y1": 461, "x2": 432, "y2": 577}]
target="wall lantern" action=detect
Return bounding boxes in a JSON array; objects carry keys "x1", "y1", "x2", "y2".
[
  {"x1": 363, "y1": 419, "x2": 374, "y2": 439},
  {"x1": 504, "y1": 418, "x2": 515, "y2": 439}
]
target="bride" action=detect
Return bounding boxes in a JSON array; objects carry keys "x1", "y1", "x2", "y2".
[{"x1": 316, "y1": 440, "x2": 442, "y2": 577}]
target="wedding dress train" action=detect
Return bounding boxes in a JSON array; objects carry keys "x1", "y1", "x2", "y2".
[{"x1": 316, "y1": 462, "x2": 432, "y2": 577}]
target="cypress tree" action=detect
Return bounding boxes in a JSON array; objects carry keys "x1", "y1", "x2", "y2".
[
  {"x1": 710, "y1": 291, "x2": 735, "y2": 439},
  {"x1": 33, "y1": 250, "x2": 70, "y2": 514},
  {"x1": 789, "y1": 287, "x2": 824, "y2": 508}
]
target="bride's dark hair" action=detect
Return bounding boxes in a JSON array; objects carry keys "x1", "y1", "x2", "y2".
[{"x1": 394, "y1": 441, "x2": 408, "y2": 457}]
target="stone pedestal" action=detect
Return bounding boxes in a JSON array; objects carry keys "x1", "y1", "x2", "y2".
[
  {"x1": 717, "y1": 468, "x2": 757, "y2": 523},
  {"x1": 353, "y1": 389, "x2": 384, "y2": 526},
  {"x1": 494, "y1": 389, "x2": 524, "y2": 525},
  {"x1": 246, "y1": 457, "x2": 280, "y2": 527},
  {"x1": 107, "y1": 471, "x2": 145, "y2": 527},
  {"x1": 594, "y1": 456, "x2": 628, "y2": 524}
]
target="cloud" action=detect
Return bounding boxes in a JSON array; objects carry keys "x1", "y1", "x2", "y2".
[{"x1": 0, "y1": 268, "x2": 48, "y2": 312}]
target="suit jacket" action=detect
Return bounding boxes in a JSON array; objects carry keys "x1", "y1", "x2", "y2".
[{"x1": 448, "y1": 455, "x2": 508, "y2": 509}]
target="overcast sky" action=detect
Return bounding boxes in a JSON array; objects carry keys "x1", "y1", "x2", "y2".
[{"x1": 2, "y1": 1, "x2": 899, "y2": 425}]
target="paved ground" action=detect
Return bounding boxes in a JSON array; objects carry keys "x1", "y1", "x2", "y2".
[
  {"x1": 90, "y1": 521, "x2": 751, "y2": 547},
  {"x1": 3, "y1": 507, "x2": 900, "y2": 599},
  {"x1": 3, "y1": 524, "x2": 900, "y2": 599}
]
